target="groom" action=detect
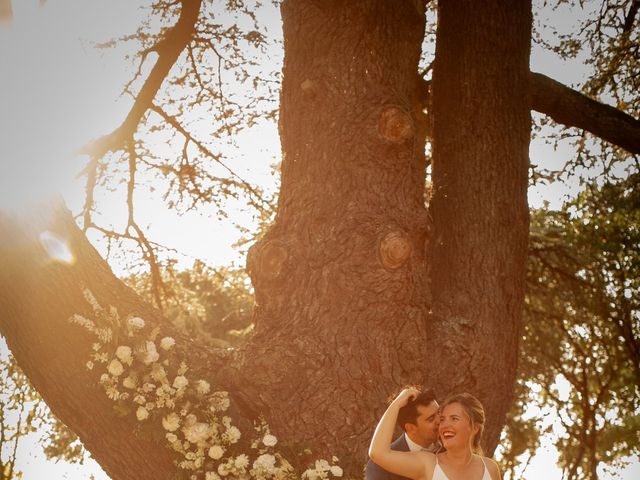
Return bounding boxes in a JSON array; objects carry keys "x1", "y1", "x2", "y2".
[{"x1": 365, "y1": 388, "x2": 440, "y2": 480}]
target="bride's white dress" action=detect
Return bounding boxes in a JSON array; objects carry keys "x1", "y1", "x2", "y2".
[{"x1": 432, "y1": 455, "x2": 491, "y2": 480}]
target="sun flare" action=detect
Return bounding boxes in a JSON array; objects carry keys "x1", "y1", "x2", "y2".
[{"x1": 0, "y1": 0, "x2": 141, "y2": 213}]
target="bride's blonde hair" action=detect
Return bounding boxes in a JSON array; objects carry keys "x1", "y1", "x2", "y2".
[{"x1": 441, "y1": 392, "x2": 485, "y2": 455}]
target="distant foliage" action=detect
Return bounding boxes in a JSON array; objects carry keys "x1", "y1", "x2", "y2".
[
  {"x1": 124, "y1": 260, "x2": 255, "y2": 347},
  {"x1": 500, "y1": 172, "x2": 640, "y2": 480},
  {"x1": 0, "y1": 347, "x2": 85, "y2": 479}
]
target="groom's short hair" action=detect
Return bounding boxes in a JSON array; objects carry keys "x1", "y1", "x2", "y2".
[{"x1": 397, "y1": 388, "x2": 437, "y2": 431}]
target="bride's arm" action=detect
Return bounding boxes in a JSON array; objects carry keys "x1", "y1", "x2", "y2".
[{"x1": 368, "y1": 388, "x2": 432, "y2": 479}]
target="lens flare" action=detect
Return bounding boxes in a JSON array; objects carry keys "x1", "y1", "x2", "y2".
[{"x1": 39, "y1": 230, "x2": 74, "y2": 264}]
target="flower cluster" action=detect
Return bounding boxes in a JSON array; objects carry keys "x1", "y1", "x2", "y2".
[
  {"x1": 302, "y1": 459, "x2": 343, "y2": 480},
  {"x1": 71, "y1": 289, "x2": 343, "y2": 480}
]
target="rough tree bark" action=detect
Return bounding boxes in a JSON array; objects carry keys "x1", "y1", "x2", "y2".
[
  {"x1": 238, "y1": 0, "x2": 431, "y2": 463},
  {"x1": 427, "y1": 0, "x2": 532, "y2": 452}
]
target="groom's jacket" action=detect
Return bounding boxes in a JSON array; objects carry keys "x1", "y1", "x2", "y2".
[{"x1": 365, "y1": 435, "x2": 411, "y2": 480}]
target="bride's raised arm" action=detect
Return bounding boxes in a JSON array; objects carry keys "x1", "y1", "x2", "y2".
[{"x1": 368, "y1": 387, "x2": 433, "y2": 480}]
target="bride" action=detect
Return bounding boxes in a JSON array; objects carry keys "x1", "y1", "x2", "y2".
[{"x1": 369, "y1": 387, "x2": 501, "y2": 480}]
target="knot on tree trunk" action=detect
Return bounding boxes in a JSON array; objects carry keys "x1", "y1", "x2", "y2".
[
  {"x1": 378, "y1": 105, "x2": 414, "y2": 143},
  {"x1": 247, "y1": 239, "x2": 289, "y2": 284},
  {"x1": 378, "y1": 230, "x2": 412, "y2": 269},
  {"x1": 300, "y1": 78, "x2": 318, "y2": 99}
]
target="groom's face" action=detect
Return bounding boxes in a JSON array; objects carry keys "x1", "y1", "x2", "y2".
[{"x1": 405, "y1": 400, "x2": 440, "y2": 447}]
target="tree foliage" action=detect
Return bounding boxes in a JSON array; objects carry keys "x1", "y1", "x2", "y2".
[
  {"x1": 0, "y1": 347, "x2": 85, "y2": 479},
  {"x1": 501, "y1": 172, "x2": 640, "y2": 480}
]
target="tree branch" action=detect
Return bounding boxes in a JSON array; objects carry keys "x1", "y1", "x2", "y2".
[
  {"x1": 80, "y1": 0, "x2": 202, "y2": 159},
  {"x1": 0, "y1": 201, "x2": 233, "y2": 479},
  {"x1": 623, "y1": 0, "x2": 639, "y2": 33},
  {"x1": 530, "y1": 71, "x2": 640, "y2": 155}
]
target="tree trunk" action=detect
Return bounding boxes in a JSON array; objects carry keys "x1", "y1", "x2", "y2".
[
  {"x1": 238, "y1": 0, "x2": 431, "y2": 468},
  {"x1": 428, "y1": 0, "x2": 532, "y2": 453}
]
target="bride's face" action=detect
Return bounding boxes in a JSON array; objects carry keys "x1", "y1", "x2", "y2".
[{"x1": 438, "y1": 402, "x2": 477, "y2": 450}]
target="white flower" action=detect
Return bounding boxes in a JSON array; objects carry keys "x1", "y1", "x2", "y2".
[
  {"x1": 83, "y1": 289, "x2": 101, "y2": 312},
  {"x1": 94, "y1": 352, "x2": 108, "y2": 363},
  {"x1": 234, "y1": 454, "x2": 249, "y2": 470},
  {"x1": 106, "y1": 386, "x2": 120, "y2": 400},
  {"x1": 173, "y1": 375, "x2": 189, "y2": 389},
  {"x1": 136, "y1": 406, "x2": 149, "y2": 421},
  {"x1": 208, "y1": 445, "x2": 224, "y2": 460},
  {"x1": 97, "y1": 327, "x2": 113, "y2": 343},
  {"x1": 107, "y1": 359, "x2": 124, "y2": 377},
  {"x1": 218, "y1": 463, "x2": 229, "y2": 477},
  {"x1": 141, "y1": 341, "x2": 159, "y2": 365},
  {"x1": 133, "y1": 394, "x2": 146, "y2": 404},
  {"x1": 206, "y1": 472, "x2": 221, "y2": 480},
  {"x1": 225, "y1": 425, "x2": 241, "y2": 444},
  {"x1": 315, "y1": 459, "x2": 330, "y2": 471},
  {"x1": 142, "y1": 382, "x2": 156, "y2": 393},
  {"x1": 70, "y1": 313, "x2": 95, "y2": 330},
  {"x1": 263, "y1": 433, "x2": 278, "y2": 447},
  {"x1": 85, "y1": 361, "x2": 94, "y2": 370},
  {"x1": 330, "y1": 466, "x2": 343, "y2": 477},
  {"x1": 122, "y1": 376, "x2": 137, "y2": 389},
  {"x1": 151, "y1": 364, "x2": 167, "y2": 382},
  {"x1": 253, "y1": 453, "x2": 276, "y2": 471},
  {"x1": 162, "y1": 413, "x2": 180, "y2": 432},
  {"x1": 115, "y1": 345, "x2": 133, "y2": 364},
  {"x1": 128, "y1": 316, "x2": 145, "y2": 329},
  {"x1": 160, "y1": 336, "x2": 175, "y2": 350},
  {"x1": 303, "y1": 469, "x2": 319, "y2": 480},
  {"x1": 210, "y1": 392, "x2": 231, "y2": 412},
  {"x1": 183, "y1": 422, "x2": 212, "y2": 445},
  {"x1": 195, "y1": 379, "x2": 210, "y2": 395}
]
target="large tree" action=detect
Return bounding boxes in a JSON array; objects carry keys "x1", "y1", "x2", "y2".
[{"x1": 0, "y1": 1, "x2": 638, "y2": 479}]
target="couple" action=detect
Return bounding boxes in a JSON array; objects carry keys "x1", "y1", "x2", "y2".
[{"x1": 368, "y1": 387, "x2": 501, "y2": 480}]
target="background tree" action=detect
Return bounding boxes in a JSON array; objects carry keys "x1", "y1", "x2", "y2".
[
  {"x1": 501, "y1": 173, "x2": 640, "y2": 480},
  {"x1": 0, "y1": 0, "x2": 638, "y2": 479}
]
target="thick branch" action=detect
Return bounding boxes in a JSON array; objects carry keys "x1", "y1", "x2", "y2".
[
  {"x1": 81, "y1": 0, "x2": 202, "y2": 159},
  {"x1": 0, "y1": 201, "x2": 230, "y2": 479},
  {"x1": 530, "y1": 71, "x2": 640, "y2": 155}
]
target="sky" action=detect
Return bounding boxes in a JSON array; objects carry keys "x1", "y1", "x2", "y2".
[{"x1": 0, "y1": 0, "x2": 638, "y2": 479}]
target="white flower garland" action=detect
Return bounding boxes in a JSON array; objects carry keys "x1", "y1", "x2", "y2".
[{"x1": 70, "y1": 289, "x2": 344, "y2": 480}]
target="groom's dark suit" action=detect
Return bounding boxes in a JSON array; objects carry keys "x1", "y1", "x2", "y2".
[{"x1": 365, "y1": 434, "x2": 410, "y2": 480}]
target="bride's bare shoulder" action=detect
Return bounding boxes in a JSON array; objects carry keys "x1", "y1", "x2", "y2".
[
  {"x1": 418, "y1": 451, "x2": 437, "y2": 466},
  {"x1": 481, "y1": 456, "x2": 501, "y2": 480},
  {"x1": 417, "y1": 452, "x2": 437, "y2": 480}
]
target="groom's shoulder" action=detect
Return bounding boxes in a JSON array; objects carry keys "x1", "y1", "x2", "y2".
[
  {"x1": 365, "y1": 435, "x2": 410, "y2": 480},
  {"x1": 390, "y1": 435, "x2": 409, "y2": 451}
]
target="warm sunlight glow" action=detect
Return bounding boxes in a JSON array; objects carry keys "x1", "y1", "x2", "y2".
[
  {"x1": 39, "y1": 230, "x2": 74, "y2": 264},
  {"x1": 0, "y1": 0, "x2": 142, "y2": 213}
]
